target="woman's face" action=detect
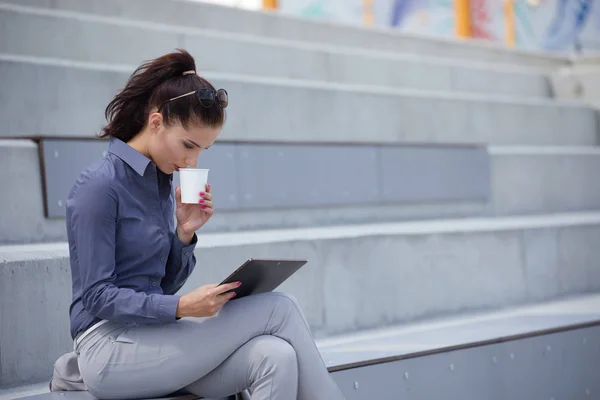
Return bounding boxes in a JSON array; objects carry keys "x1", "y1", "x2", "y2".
[{"x1": 149, "y1": 114, "x2": 221, "y2": 175}]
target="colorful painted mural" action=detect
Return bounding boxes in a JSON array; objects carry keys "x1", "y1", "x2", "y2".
[
  {"x1": 389, "y1": 0, "x2": 455, "y2": 38},
  {"x1": 393, "y1": 0, "x2": 599, "y2": 51},
  {"x1": 279, "y1": 0, "x2": 364, "y2": 25},
  {"x1": 470, "y1": 0, "x2": 497, "y2": 40},
  {"x1": 278, "y1": 0, "x2": 600, "y2": 52}
]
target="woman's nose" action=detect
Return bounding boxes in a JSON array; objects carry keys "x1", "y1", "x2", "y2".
[{"x1": 185, "y1": 158, "x2": 197, "y2": 168}]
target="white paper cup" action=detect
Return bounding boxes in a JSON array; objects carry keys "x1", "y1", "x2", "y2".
[{"x1": 179, "y1": 168, "x2": 209, "y2": 204}]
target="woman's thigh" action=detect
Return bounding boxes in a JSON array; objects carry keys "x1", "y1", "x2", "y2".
[{"x1": 79, "y1": 292, "x2": 299, "y2": 399}]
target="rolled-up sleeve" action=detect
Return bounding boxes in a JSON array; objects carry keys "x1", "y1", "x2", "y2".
[
  {"x1": 162, "y1": 233, "x2": 197, "y2": 295},
  {"x1": 70, "y1": 172, "x2": 180, "y2": 323}
]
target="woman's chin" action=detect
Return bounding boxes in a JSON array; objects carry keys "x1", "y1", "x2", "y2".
[{"x1": 157, "y1": 164, "x2": 177, "y2": 174}]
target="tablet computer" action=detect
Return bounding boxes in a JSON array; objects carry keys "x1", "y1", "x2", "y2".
[{"x1": 219, "y1": 258, "x2": 307, "y2": 299}]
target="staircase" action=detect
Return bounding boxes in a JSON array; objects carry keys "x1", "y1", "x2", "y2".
[{"x1": 1, "y1": 0, "x2": 600, "y2": 397}]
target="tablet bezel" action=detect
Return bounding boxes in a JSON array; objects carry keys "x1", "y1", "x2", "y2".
[{"x1": 219, "y1": 258, "x2": 307, "y2": 299}]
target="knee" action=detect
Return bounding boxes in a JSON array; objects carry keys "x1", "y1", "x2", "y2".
[{"x1": 251, "y1": 336, "x2": 298, "y2": 377}]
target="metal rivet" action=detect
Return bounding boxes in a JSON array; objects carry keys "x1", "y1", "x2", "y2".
[
  {"x1": 510, "y1": 353, "x2": 515, "y2": 360},
  {"x1": 54, "y1": 150, "x2": 59, "y2": 158},
  {"x1": 583, "y1": 338, "x2": 588, "y2": 344},
  {"x1": 492, "y1": 356, "x2": 497, "y2": 364},
  {"x1": 58, "y1": 393, "x2": 66, "y2": 397},
  {"x1": 546, "y1": 345, "x2": 552, "y2": 352},
  {"x1": 586, "y1": 389, "x2": 591, "y2": 396},
  {"x1": 449, "y1": 364, "x2": 455, "y2": 371},
  {"x1": 404, "y1": 372, "x2": 409, "y2": 380},
  {"x1": 58, "y1": 200, "x2": 64, "y2": 207},
  {"x1": 354, "y1": 381, "x2": 359, "y2": 389}
]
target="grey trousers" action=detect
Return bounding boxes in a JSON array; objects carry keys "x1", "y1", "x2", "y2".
[{"x1": 76, "y1": 292, "x2": 346, "y2": 400}]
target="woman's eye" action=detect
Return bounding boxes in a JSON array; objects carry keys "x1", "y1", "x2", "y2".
[{"x1": 183, "y1": 142, "x2": 194, "y2": 149}]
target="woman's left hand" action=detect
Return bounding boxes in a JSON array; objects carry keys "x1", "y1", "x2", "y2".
[{"x1": 175, "y1": 183, "x2": 214, "y2": 244}]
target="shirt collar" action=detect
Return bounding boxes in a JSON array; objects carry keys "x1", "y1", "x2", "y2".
[{"x1": 108, "y1": 137, "x2": 152, "y2": 177}]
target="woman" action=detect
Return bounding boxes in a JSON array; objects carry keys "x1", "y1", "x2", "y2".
[{"x1": 64, "y1": 49, "x2": 346, "y2": 400}]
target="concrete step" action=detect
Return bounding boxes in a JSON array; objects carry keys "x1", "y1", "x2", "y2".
[
  {"x1": 1, "y1": 55, "x2": 596, "y2": 146},
  {"x1": 0, "y1": 383, "x2": 49, "y2": 400},
  {"x1": 0, "y1": 3, "x2": 551, "y2": 99},
  {"x1": 5, "y1": 293, "x2": 600, "y2": 399},
  {"x1": 0, "y1": 0, "x2": 569, "y2": 69},
  {"x1": 3, "y1": 139, "x2": 600, "y2": 244},
  {"x1": 0, "y1": 384, "x2": 200, "y2": 400},
  {"x1": 2, "y1": 212, "x2": 600, "y2": 388},
  {"x1": 489, "y1": 146, "x2": 600, "y2": 215}
]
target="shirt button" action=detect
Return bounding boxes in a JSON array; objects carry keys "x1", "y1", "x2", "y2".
[
  {"x1": 184, "y1": 252, "x2": 189, "y2": 256},
  {"x1": 160, "y1": 256, "x2": 165, "y2": 262},
  {"x1": 161, "y1": 230, "x2": 166, "y2": 235},
  {"x1": 151, "y1": 281, "x2": 156, "y2": 287}
]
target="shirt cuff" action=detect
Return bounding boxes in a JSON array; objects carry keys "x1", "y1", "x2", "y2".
[
  {"x1": 173, "y1": 232, "x2": 197, "y2": 261},
  {"x1": 158, "y1": 295, "x2": 181, "y2": 321}
]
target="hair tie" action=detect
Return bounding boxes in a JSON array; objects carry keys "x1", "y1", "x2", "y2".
[{"x1": 182, "y1": 70, "x2": 196, "y2": 76}]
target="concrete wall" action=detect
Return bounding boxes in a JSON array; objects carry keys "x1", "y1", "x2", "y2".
[
  {"x1": 0, "y1": 141, "x2": 66, "y2": 244},
  {"x1": 2, "y1": 214, "x2": 600, "y2": 388}
]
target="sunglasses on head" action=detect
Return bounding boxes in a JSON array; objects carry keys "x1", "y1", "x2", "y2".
[{"x1": 158, "y1": 88, "x2": 228, "y2": 111}]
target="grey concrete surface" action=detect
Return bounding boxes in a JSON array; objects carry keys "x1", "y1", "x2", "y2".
[
  {"x1": 490, "y1": 147, "x2": 600, "y2": 216},
  {"x1": 1, "y1": 57, "x2": 596, "y2": 146},
  {"x1": 4, "y1": 294, "x2": 600, "y2": 399},
  {"x1": 41, "y1": 140, "x2": 491, "y2": 218},
  {"x1": 0, "y1": 141, "x2": 67, "y2": 244},
  {"x1": 0, "y1": 0, "x2": 569, "y2": 69},
  {"x1": 329, "y1": 325, "x2": 600, "y2": 399},
  {"x1": 550, "y1": 64, "x2": 600, "y2": 108},
  {"x1": 4, "y1": 141, "x2": 600, "y2": 244},
  {"x1": 2, "y1": 213, "x2": 600, "y2": 388},
  {"x1": 0, "y1": 3, "x2": 552, "y2": 98}
]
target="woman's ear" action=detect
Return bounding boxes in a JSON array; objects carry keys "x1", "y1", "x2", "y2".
[{"x1": 148, "y1": 112, "x2": 163, "y2": 133}]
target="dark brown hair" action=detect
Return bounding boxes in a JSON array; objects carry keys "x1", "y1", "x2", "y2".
[{"x1": 99, "y1": 49, "x2": 225, "y2": 142}]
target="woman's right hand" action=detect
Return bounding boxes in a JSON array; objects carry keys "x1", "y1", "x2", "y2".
[{"x1": 176, "y1": 282, "x2": 241, "y2": 318}]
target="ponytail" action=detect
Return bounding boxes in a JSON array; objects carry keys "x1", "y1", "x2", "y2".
[{"x1": 99, "y1": 49, "x2": 225, "y2": 142}]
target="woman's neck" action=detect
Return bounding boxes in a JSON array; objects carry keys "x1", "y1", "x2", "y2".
[{"x1": 127, "y1": 129, "x2": 152, "y2": 159}]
